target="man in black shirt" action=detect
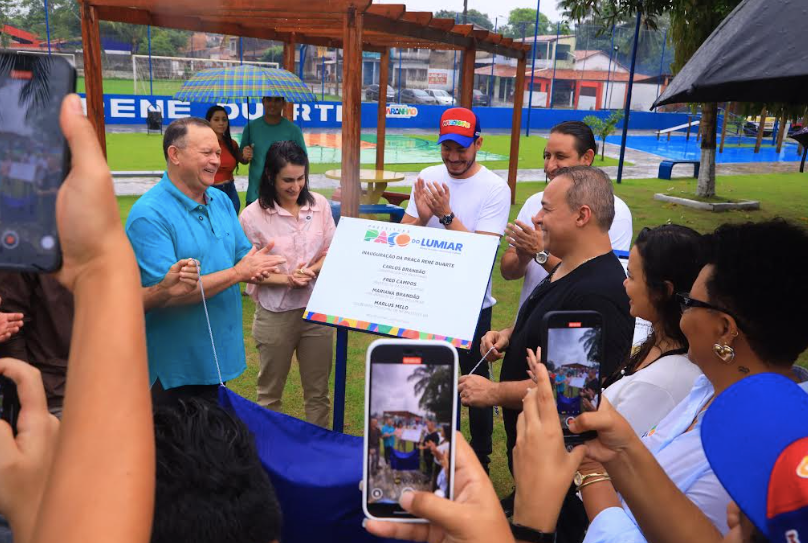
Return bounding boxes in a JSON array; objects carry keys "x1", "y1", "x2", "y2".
[{"x1": 457, "y1": 166, "x2": 633, "y2": 537}]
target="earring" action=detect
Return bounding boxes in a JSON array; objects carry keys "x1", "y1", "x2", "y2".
[{"x1": 713, "y1": 343, "x2": 735, "y2": 364}]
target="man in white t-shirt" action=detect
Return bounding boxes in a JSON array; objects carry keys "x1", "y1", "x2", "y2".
[
  {"x1": 402, "y1": 107, "x2": 510, "y2": 472},
  {"x1": 501, "y1": 121, "x2": 634, "y2": 308}
]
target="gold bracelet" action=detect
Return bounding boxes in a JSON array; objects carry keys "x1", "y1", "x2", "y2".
[{"x1": 577, "y1": 476, "x2": 612, "y2": 491}]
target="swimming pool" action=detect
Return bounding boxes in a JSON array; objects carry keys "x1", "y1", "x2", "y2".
[
  {"x1": 605, "y1": 134, "x2": 803, "y2": 163},
  {"x1": 305, "y1": 134, "x2": 507, "y2": 164}
]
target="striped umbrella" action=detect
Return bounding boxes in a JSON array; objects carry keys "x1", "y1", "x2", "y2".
[{"x1": 173, "y1": 64, "x2": 315, "y2": 103}]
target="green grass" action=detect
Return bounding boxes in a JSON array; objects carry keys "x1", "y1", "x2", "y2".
[
  {"x1": 117, "y1": 173, "x2": 808, "y2": 497},
  {"x1": 105, "y1": 132, "x2": 622, "y2": 173}
]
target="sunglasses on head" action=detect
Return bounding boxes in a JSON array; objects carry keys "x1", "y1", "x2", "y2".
[{"x1": 675, "y1": 292, "x2": 742, "y2": 327}]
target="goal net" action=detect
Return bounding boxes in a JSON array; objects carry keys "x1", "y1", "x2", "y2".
[{"x1": 132, "y1": 55, "x2": 280, "y2": 95}]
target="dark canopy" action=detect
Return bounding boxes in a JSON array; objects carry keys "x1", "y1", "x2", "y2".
[{"x1": 653, "y1": 0, "x2": 808, "y2": 108}]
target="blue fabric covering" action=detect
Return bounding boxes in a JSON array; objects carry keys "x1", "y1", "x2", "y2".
[
  {"x1": 218, "y1": 386, "x2": 398, "y2": 543},
  {"x1": 389, "y1": 448, "x2": 420, "y2": 471}
]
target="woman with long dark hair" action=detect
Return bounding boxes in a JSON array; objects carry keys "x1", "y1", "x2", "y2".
[
  {"x1": 238, "y1": 141, "x2": 336, "y2": 428},
  {"x1": 601, "y1": 225, "x2": 707, "y2": 434},
  {"x1": 205, "y1": 105, "x2": 252, "y2": 213}
]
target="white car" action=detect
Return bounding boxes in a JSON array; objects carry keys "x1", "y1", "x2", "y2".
[{"x1": 425, "y1": 89, "x2": 454, "y2": 105}]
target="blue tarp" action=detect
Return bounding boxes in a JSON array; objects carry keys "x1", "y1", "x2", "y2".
[
  {"x1": 218, "y1": 387, "x2": 397, "y2": 543},
  {"x1": 389, "y1": 448, "x2": 420, "y2": 471}
]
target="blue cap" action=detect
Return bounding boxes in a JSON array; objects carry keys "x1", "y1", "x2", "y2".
[{"x1": 702, "y1": 373, "x2": 808, "y2": 540}]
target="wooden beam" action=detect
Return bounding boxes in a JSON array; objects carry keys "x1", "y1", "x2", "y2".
[
  {"x1": 87, "y1": 0, "x2": 371, "y2": 14},
  {"x1": 472, "y1": 29, "x2": 489, "y2": 40},
  {"x1": 428, "y1": 18, "x2": 455, "y2": 30},
  {"x1": 283, "y1": 38, "x2": 296, "y2": 119},
  {"x1": 340, "y1": 6, "x2": 362, "y2": 218},
  {"x1": 376, "y1": 48, "x2": 390, "y2": 171},
  {"x1": 366, "y1": 3, "x2": 405, "y2": 18},
  {"x1": 460, "y1": 47, "x2": 475, "y2": 109},
  {"x1": 776, "y1": 112, "x2": 788, "y2": 153},
  {"x1": 363, "y1": 13, "x2": 523, "y2": 59},
  {"x1": 507, "y1": 54, "x2": 526, "y2": 205},
  {"x1": 402, "y1": 12, "x2": 432, "y2": 25},
  {"x1": 719, "y1": 102, "x2": 730, "y2": 153},
  {"x1": 79, "y1": 1, "x2": 106, "y2": 156}
]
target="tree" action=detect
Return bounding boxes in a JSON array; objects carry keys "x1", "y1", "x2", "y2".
[
  {"x1": 102, "y1": 22, "x2": 147, "y2": 55},
  {"x1": 501, "y1": 8, "x2": 552, "y2": 38},
  {"x1": 407, "y1": 365, "x2": 454, "y2": 423},
  {"x1": 435, "y1": 9, "x2": 493, "y2": 30},
  {"x1": 137, "y1": 28, "x2": 190, "y2": 58},
  {"x1": 584, "y1": 110, "x2": 624, "y2": 159},
  {"x1": 560, "y1": 0, "x2": 743, "y2": 198}
]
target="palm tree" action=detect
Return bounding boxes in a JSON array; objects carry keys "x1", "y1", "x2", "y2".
[{"x1": 407, "y1": 365, "x2": 454, "y2": 423}]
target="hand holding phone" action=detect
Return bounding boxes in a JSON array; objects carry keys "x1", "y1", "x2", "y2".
[
  {"x1": 540, "y1": 311, "x2": 604, "y2": 447},
  {"x1": 364, "y1": 434, "x2": 512, "y2": 542},
  {"x1": 0, "y1": 52, "x2": 76, "y2": 272},
  {"x1": 363, "y1": 339, "x2": 458, "y2": 523},
  {"x1": 0, "y1": 358, "x2": 59, "y2": 542}
]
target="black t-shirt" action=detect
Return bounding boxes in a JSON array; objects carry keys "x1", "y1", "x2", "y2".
[
  {"x1": 422, "y1": 431, "x2": 440, "y2": 460},
  {"x1": 501, "y1": 252, "x2": 634, "y2": 463}
]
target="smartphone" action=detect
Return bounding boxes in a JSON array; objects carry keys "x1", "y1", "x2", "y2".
[
  {"x1": 541, "y1": 310, "x2": 603, "y2": 446},
  {"x1": 0, "y1": 376, "x2": 20, "y2": 435},
  {"x1": 0, "y1": 51, "x2": 76, "y2": 272},
  {"x1": 363, "y1": 339, "x2": 458, "y2": 522}
]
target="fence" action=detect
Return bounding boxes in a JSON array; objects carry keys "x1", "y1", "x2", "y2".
[{"x1": 4, "y1": 8, "x2": 678, "y2": 112}]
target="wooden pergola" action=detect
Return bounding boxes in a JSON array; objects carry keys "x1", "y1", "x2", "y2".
[{"x1": 78, "y1": 0, "x2": 529, "y2": 215}]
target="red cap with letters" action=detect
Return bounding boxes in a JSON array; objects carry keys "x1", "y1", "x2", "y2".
[{"x1": 438, "y1": 107, "x2": 481, "y2": 148}]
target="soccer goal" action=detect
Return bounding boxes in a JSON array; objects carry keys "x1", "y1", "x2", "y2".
[
  {"x1": 17, "y1": 50, "x2": 77, "y2": 66},
  {"x1": 132, "y1": 55, "x2": 280, "y2": 95}
]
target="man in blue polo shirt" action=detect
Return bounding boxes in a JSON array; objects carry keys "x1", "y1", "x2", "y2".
[{"x1": 126, "y1": 117, "x2": 285, "y2": 404}]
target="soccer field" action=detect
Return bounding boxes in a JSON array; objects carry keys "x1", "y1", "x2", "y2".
[{"x1": 77, "y1": 77, "x2": 184, "y2": 95}]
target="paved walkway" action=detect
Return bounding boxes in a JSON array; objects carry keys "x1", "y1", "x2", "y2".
[{"x1": 111, "y1": 131, "x2": 804, "y2": 196}]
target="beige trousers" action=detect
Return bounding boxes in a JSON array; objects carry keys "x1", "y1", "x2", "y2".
[{"x1": 252, "y1": 306, "x2": 334, "y2": 428}]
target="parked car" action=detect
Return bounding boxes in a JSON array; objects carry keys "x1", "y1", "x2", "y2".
[
  {"x1": 472, "y1": 89, "x2": 491, "y2": 107},
  {"x1": 365, "y1": 84, "x2": 395, "y2": 102},
  {"x1": 400, "y1": 89, "x2": 437, "y2": 105},
  {"x1": 424, "y1": 89, "x2": 454, "y2": 105}
]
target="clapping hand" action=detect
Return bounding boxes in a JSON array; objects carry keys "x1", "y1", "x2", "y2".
[
  {"x1": 235, "y1": 242, "x2": 286, "y2": 283},
  {"x1": 505, "y1": 220, "x2": 543, "y2": 258},
  {"x1": 287, "y1": 262, "x2": 315, "y2": 289},
  {"x1": 423, "y1": 181, "x2": 452, "y2": 218},
  {"x1": 0, "y1": 297, "x2": 23, "y2": 343},
  {"x1": 412, "y1": 178, "x2": 434, "y2": 225}
]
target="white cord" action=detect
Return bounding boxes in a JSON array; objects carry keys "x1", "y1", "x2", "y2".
[{"x1": 194, "y1": 259, "x2": 224, "y2": 386}]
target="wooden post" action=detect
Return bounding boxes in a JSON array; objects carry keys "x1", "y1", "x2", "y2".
[
  {"x1": 340, "y1": 7, "x2": 362, "y2": 218},
  {"x1": 460, "y1": 47, "x2": 475, "y2": 109},
  {"x1": 507, "y1": 54, "x2": 527, "y2": 205},
  {"x1": 754, "y1": 107, "x2": 767, "y2": 153},
  {"x1": 79, "y1": 1, "x2": 106, "y2": 156},
  {"x1": 375, "y1": 48, "x2": 390, "y2": 171},
  {"x1": 686, "y1": 115, "x2": 692, "y2": 141},
  {"x1": 719, "y1": 102, "x2": 730, "y2": 153},
  {"x1": 799, "y1": 111, "x2": 808, "y2": 155},
  {"x1": 283, "y1": 38, "x2": 296, "y2": 120},
  {"x1": 776, "y1": 112, "x2": 788, "y2": 153}
]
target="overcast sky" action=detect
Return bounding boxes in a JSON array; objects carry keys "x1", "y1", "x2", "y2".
[
  {"x1": 376, "y1": 0, "x2": 565, "y2": 26},
  {"x1": 370, "y1": 364, "x2": 428, "y2": 418}
]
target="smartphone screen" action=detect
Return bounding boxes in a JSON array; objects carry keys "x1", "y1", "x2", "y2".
[
  {"x1": 0, "y1": 52, "x2": 76, "y2": 272},
  {"x1": 364, "y1": 339, "x2": 458, "y2": 522},
  {"x1": 0, "y1": 375, "x2": 19, "y2": 435},
  {"x1": 541, "y1": 311, "x2": 603, "y2": 446}
]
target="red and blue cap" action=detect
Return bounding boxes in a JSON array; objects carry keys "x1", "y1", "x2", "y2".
[
  {"x1": 438, "y1": 107, "x2": 481, "y2": 148},
  {"x1": 702, "y1": 373, "x2": 808, "y2": 542}
]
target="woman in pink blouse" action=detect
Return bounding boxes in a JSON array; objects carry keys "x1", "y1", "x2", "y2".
[{"x1": 239, "y1": 141, "x2": 336, "y2": 428}]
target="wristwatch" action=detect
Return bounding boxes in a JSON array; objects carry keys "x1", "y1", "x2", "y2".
[
  {"x1": 439, "y1": 212, "x2": 455, "y2": 226},
  {"x1": 534, "y1": 250, "x2": 549, "y2": 265},
  {"x1": 508, "y1": 521, "x2": 555, "y2": 542}
]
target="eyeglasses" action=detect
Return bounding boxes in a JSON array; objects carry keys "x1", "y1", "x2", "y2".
[{"x1": 675, "y1": 292, "x2": 742, "y2": 326}]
